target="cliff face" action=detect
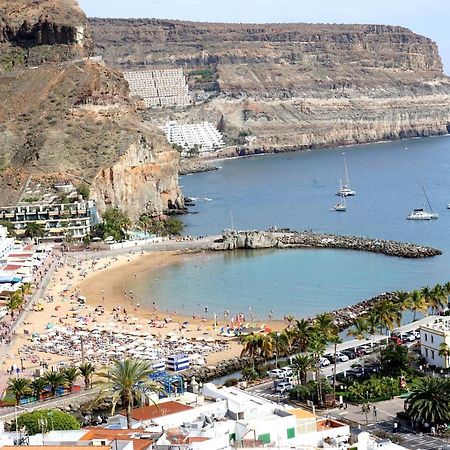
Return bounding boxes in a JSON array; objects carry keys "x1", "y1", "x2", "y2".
[
  {"x1": 0, "y1": 2, "x2": 183, "y2": 221},
  {"x1": 89, "y1": 19, "x2": 450, "y2": 150}
]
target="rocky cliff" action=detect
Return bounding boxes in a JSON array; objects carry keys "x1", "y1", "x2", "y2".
[
  {"x1": 89, "y1": 19, "x2": 450, "y2": 150},
  {"x1": 0, "y1": 2, "x2": 183, "y2": 220}
]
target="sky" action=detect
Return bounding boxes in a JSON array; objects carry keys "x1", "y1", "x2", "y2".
[{"x1": 79, "y1": 0, "x2": 450, "y2": 74}]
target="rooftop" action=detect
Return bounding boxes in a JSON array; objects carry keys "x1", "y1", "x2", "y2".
[
  {"x1": 120, "y1": 401, "x2": 193, "y2": 421},
  {"x1": 80, "y1": 428, "x2": 155, "y2": 450},
  {"x1": 422, "y1": 317, "x2": 450, "y2": 333}
]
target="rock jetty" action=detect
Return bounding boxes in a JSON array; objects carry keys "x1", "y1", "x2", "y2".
[
  {"x1": 214, "y1": 229, "x2": 441, "y2": 259},
  {"x1": 179, "y1": 159, "x2": 220, "y2": 175}
]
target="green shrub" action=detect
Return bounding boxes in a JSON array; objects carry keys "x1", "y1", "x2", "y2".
[
  {"x1": 289, "y1": 385, "x2": 310, "y2": 401},
  {"x1": 12, "y1": 409, "x2": 80, "y2": 435},
  {"x1": 224, "y1": 378, "x2": 240, "y2": 387}
]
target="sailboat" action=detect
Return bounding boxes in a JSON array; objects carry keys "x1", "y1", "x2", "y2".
[
  {"x1": 332, "y1": 181, "x2": 347, "y2": 211},
  {"x1": 336, "y1": 156, "x2": 356, "y2": 197},
  {"x1": 407, "y1": 183, "x2": 438, "y2": 220}
]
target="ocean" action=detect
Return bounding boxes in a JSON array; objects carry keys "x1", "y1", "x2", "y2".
[{"x1": 129, "y1": 135, "x2": 450, "y2": 319}]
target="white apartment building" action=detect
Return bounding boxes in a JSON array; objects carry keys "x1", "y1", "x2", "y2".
[
  {"x1": 161, "y1": 121, "x2": 225, "y2": 155},
  {"x1": 420, "y1": 316, "x2": 450, "y2": 368},
  {"x1": 124, "y1": 68, "x2": 190, "y2": 108},
  {"x1": 0, "y1": 226, "x2": 14, "y2": 262}
]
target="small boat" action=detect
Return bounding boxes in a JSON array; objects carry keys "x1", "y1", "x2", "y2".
[
  {"x1": 332, "y1": 181, "x2": 347, "y2": 211},
  {"x1": 407, "y1": 183, "x2": 438, "y2": 220},
  {"x1": 447, "y1": 204, "x2": 450, "y2": 209},
  {"x1": 336, "y1": 156, "x2": 356, "y2": 197},
  {"x1": 407, "y1": 208, "x2": 432, "y2": 220}
]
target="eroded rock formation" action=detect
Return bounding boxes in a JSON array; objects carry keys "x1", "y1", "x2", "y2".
[
  {"x1": 90, "y1": 19, "x2": 450, "y2": 151},
  {"x1": 0, "y1": 1, "x2": 183, "y2": 220}
]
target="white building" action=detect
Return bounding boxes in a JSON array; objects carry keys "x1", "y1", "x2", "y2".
[
  {"x1": 0, "y1": 226, "x2": 14, "y2": 262},
  {"x1": 124, "y1": 68, "x2": 190, "y2": 108},
  {"x1": 420, "y1": 316, "x2": 450, "y2": 368},
  {"x1": 161, "y1": 121, "x2": 225, "y2": 156}
]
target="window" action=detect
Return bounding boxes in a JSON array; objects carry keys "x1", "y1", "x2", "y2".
[
  {"x1": 229, "y1": 433, "x2": 236, "y2": 442},
  {"x1": 431, "y1": 335, "x2": 434, "y2": 343},
  {"x1": 431, "y1": 350, "x2": 435, "y2": 359},
  {"x1": 425, "y1": 348, "x2": 429, "y2": 357},
  {"x1": 425, "y1": 333, "x2": 428, "y2": 341},
  {"x1": 258, "y1": 433, "x2": 271, "y2": 444},
  {"x1": 287, "y1": 428, "x2": 295, "y2": 439}
]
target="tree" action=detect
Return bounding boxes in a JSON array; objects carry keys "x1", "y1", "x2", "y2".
[
  {"x1": 77, "y1": 184, "x2": 90, "y2": 200},
  {"x1": 25, "y1": 222, "x2": 45, "y2": 241},
  {"x1": 5, "y1": 291, "x2": 24, "y2": 319},
  {"x1": 138, "y1": 214, "x2": 151, "y2": 237},
  {"x1": 291, "y1": 353, "x2": 314, "y2": 386},
  {"x1": 329, "y1": 334, "x2": 342, "y2": 397},
  {"x1": 295, "y1": 319, "x2": 314, "y2": 353},
  {"x1": 42, "y1": 369, "x2": 67, "y2": 397},
  {"x1": 394, "y1": 291, "x2": 411, "y2": 312},
  {"x1": 19, "y1": 282, "x2": 33, "y2": 297},
  {"x1": 30, "y1": 377, "x2": 47, "y2": 401},
  {"x1": 373, "y1": 299, "x2": 402, "y2": 332},
  {"x1": 380, "y1": 343, "x2": 408, "y2": 375},
  {"x1": 62, "y1": 367, "x2": 79, "y2": 391},
  {"x1": 409, "y1": 289, "x2": 428, "y2": 321},
  {"x1": 365, "y1": 312, "x2": 381, "y2": 345},
  {"x1": 438, "y1": 342, "x2": 450, "y2": 368},
  {"x1": 13, "y1": 409, "x2": 80, "y2": 435},
  {"x1": 95, "y1": 207, "x2": 131, "y2": 241},
  {"x1": 241, "y1": 367, "x2": 258, "y2": 381},
  {"x1": 429, "y1": 284, "x2": 447, "y2": 315},
  {"x1": 6, "y1": 377, "x2": 31, "y2": 406},
  {"x1": 240, "y1": 333, "x2": 273, "y2": 369},
  {"x1": 96, "y1": 359, "x2": 163, "y2": 429},
  {"x1": 79, "y1": 362, "x2": 95, "y2": 389},
  {"x1": 269, "y1": 331, "x2": 288, "y2": 367},
  {"x1": 314, "y1": 313, "x2": 337, "y2": 341},
  {"x1": 347, "y1": 318, "x2": 367, "y2": 340},
  {"x1": 308, "y1": 333, "x2": 327, "y2": 405},
  {"x1": 406, "y1": 377, "x2": 450, "y2": 426}
]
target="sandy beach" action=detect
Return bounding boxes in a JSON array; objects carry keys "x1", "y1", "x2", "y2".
[{"x1": 0, "y1": 248, "x2": 284, "y2": 391}]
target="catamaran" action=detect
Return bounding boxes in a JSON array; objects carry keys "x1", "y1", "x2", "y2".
[
  {"x1": 336, "y1": 156, "x2": 356, "y2": 197},
  {"x1": 407, "y1": 184, "x2": 438, "y2": 220}
]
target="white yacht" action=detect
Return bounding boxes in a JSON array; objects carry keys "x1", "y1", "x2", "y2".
[
  {"x1": 407, "y1": 208, "x2": 432, "y2": 220},
  {"x1": 332, "y1": 181, "x2": 347, "y2": 211},
  {"x1": 336, "y1": 156, "x2": 356, "y2": 197}
]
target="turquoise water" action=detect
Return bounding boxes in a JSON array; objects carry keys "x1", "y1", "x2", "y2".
[{"x1": 131, "y1": 135, "x2": 450, "y2": 318}]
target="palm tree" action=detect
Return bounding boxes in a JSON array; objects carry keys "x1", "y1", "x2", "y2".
[
  {"x1": 314, "y1": 313, "x2": 338, "y2": 342},
  {"x1": 42, "y1": 369, "x2": 67, "y2": 397},
  {"x1": 62, "y1": 367, "x2": 79, "y2": 391},
  {"x1": 6, "y1": 377, "x2": 31, "y2": 406},
  {"x1": 96, "y1": 358, "x2": 163, "y2": 429},
  {"x1": 409, "y1": 289, "x2": 428, "y2": 321},
  {"x1": 295, "y1": 319, "x2": 314, "y2": 353},
  {"x1": 79, "y1": 362, "x2": 95, "y2": 389},
  {"x1": 269, "y1": 331, "x2": 287, "y2": 367},
  {"x1": 406, "y1": 377, "x2": 450, "y2": 426},
  {"x1": 30, "y1": 377, "x2": 47, "y2": 401},
  {"x1": 25, "y1": 222, "x2": 45, "y2": 242},
  {"x1": 19, "y1": 282, "x2": 33, "y2": 297},
  {"x1": 443, "y1": 282, "x2": 450, "y2": 298},
  {"x1": 373, "y1": 300, "x2": 402, "y2": 332},
  {"x1": 429, "y1": 284, "x2": 447, "y2": 315},
  {"x1": 241, "y1": 333, "x2": 261, "y2": 369},
  {"x1": 365, "y1": 312, "x2": 381, "y2": 346},
  {"x1": 284, "y1": 315, "x2": 295, "y2": 328},
  {"x1": 347, "y1": 318, "x2": 367, "y2": 340},
  {"x1": 394, "y1": 291, "x2": 411, "y2": 312},
  {"x1": 439, "y1": 343, "x2": 450, "y2": 368},
  {"x1": 308, "y1": 333, "x2": 327, "y2": 405},
  {"x1": 291, "y1": 354, "x2": 314, "y2": 386},
  {"x1": 138, "y1": 214, "x2": 151, "y2": 237},
  {"x1": 5, "y1": 291, "x2": 24, "y2": 319},
  {"x1": 328, "y1": 334, "x2": 342, "y2": 397}
]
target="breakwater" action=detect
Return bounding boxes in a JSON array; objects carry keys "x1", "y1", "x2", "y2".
[{"x1": 213, "y1": 230, "x2": 441, "y2": 259}]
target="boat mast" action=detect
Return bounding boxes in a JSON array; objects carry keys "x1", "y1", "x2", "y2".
[
  {"x1": 421, "y1": 183, "x2": 434, "y2": 213},
  {"x1": 343, "y1": 154, "x2": 351, "y2": 188}
]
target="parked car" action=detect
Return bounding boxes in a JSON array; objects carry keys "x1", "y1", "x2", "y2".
[
  {"x1": 274, "y1": 381, "x2": 293, "y2": 394},
  {"x1": 280, "y1": 366, "x2": 293, "y2": 377},
  {"x1": 268, "y1": 369, "x2": 285, "y2": 378},
  {"x1": 336, "y1": 353, "x2": 349, "y2": 362},
  {"x1": 320, "y1": 357, "x2": 331, "y2": 367},
  {"x1": 341, "y1": 349, "x2": 357, "y2": 360}
]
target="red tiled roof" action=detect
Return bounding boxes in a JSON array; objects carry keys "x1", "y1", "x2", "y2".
[
  {"x1": 120, "y1": 401, "x2": 193, "y2": 421},
  {"x1": 81, "y1": 428, "x2": 154, "y2": 450},
  {"x1": 2, "y1": 265, "x2": 22, "y2": 271}
]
